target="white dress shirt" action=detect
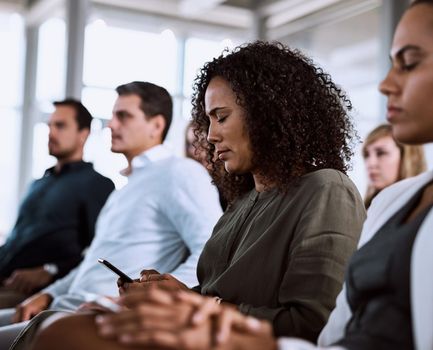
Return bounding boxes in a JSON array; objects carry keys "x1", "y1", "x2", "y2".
[{"x1": 43, "y1": 144, "x2": 222, "y2": 309}]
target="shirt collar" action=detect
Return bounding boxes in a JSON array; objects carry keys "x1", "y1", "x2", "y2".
[
  {"x1": 44, "y1": 161, "x2": 91, "y2": 177},
  {"x1": 121, "y1": 144, "x2": 172, "y2": 176}
]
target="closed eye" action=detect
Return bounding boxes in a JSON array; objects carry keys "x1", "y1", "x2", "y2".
[
  {"x1": 401, "y1": 62, "x2": 418, "y2": 71},
  {"x1": 217, "y1": 116, "x2": 227, "y2": 123}
]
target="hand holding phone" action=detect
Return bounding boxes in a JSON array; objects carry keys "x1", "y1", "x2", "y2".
[{"x1": 98, "y1": 258, "x2": 134, "y2": 283}]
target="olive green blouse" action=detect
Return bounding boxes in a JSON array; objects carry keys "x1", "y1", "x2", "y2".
[{"x1": 194, "y1": 169, "x2": 366, "y2": 341}]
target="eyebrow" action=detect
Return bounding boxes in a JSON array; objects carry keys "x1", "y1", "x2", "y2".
[
  {"x1": 391, "y1": 44, "x2": 422, "y2": 61},
  {"x1": 48, "y1": 121, "x2": 66, "y2": 127},
  {"x1": 114, "y1": 110, "x2": 132, "y2": 117},
  {"x1": 207, "y1": 107, "x2": 228, "y2": 116}
]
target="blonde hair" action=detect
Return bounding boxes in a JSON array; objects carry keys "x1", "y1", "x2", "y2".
[{"x1": 363, "y1": 124, "x2": 426, "y2": 208}]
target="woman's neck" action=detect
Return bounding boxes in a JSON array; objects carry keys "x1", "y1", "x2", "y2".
[{"x1": 253, "y1": 173, "x2": 273, "y2": 192}]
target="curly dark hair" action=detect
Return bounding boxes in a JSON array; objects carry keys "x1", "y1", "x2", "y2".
[{"x1": 191, "y1": 41, "x2": 357, "y2": 204}]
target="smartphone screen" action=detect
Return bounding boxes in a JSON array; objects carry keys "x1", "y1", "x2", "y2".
[{"x1": 97, "y1": 258, "x2": 134, "y2": 283}]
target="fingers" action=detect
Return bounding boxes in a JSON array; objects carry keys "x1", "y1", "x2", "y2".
[
  {"x1": 190, "y1": 297, "x2": 220, "y2": 325},
  {"x1": 120, "y1": 280, "x2": 143, "y2": 295},
  {"x1": 120, "y1": 286, "x2": 174, "y2": 308},
  {"x1": 140, "y1": 269, "x2": 160, "y2": 281},
  {"x1": 96, "y1": 310, "x2": 144, "y2": 338},
  {"x1": 119, "y1": 278, "x2": 141, "y2": 289},
  {"x1": 142, "y1": 274, "x2": 166, "y2": 282},
  {"x1": 176, "y1": 290, "x2": 206, "y2": 305},
  {"x1": 231, "y1": 314, "x2": 263, "y2": 334},
  {"x1": 214, "y1": 309, "x2": 265, "y2": 345},
  {"x1": 11, "y1": 307, "x2": 22, "y2": 323},
  {"x1": 177, "y1": 291, "x2": 265, "y2": 346},
  {"x1": 20, "y1": 306, "x2": 35, "y2": 322},
  {"x1": 95, "y1": 304, "x2": 179, "y2": 338},
  {"x1": 176, "y1": 291, "x2": 221, "y2": 326},
  {"x1": 118, "y1": 330, "x2": 180, "y2": 348},
  {"x1": 77, "y1": 302, "x2": 114, "y2": 314},
  {"x1": 215, "y1": 307, "x2": 235, "y2": 344}
]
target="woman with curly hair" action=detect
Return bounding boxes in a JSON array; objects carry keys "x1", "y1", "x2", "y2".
[{"x1": 30, "y1": 41, "x2": 365, "y2": 350}]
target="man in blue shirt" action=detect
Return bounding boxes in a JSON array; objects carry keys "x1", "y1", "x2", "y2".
[
  {"x1": 0, "y1": 99, "x2": 114, "y2": 308},
  {"x1": 0, "y1": 82, "x2": 221, "y2": 349}
]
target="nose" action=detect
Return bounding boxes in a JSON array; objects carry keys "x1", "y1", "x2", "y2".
[
  {"x1": 48, "y1": 125, "x2": 55, "y2": 139},
  {"x1": 207, "y1": 119, "x2": 220, "y2": 145},
  {"x1": 365, "y1": 154, "x2": 378, "y2": 170},
  {"x1": 108, "y1": 116, "x2": 117, "y2": 131},
  {"x1": 379, "y1": 67, "x2": 399, "y2": 97}
]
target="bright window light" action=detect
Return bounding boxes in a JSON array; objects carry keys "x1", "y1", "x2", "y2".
[
  {"x1": 36, "y1": 18, "x2": 66, "y2": 102},
  {"x1": 83, "y1": 23, "x2": 177, "y2": 93}
]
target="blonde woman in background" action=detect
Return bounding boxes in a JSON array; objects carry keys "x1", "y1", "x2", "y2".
[{"x1": 363, "y1": 124, "x2": 426, "y2": 208}]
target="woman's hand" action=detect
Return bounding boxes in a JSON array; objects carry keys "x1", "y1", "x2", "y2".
[
  {"x1": 177, "y1": 291, "x2": 269, "y2": 345},
  {"x1": 95, "y1": 285, "x2": 197, "y2": 345},
  {"x1": 95, "y1": 287, "x2": 276, "y2": 349},
  {"x1": 118, "y1": 270, "x2": 188, "y2": 295}
]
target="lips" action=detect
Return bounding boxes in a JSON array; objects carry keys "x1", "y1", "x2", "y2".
[
  {"x1": 368, "y1": 172, "x2": 382, "y2": 183},
  {"x1": 216, "y1": 149, "x2": 230, "y2": 160},
  {"x1": 386, "y1": 105, "x2": 403, "y2": 122}
]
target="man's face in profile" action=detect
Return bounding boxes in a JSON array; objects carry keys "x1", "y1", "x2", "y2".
[
  {"x1": 48, "y1": 105, "x2": 83, "y2": 160},
  {"x1": 109, "y1": 94, "x2": 156, "y2": 159}
]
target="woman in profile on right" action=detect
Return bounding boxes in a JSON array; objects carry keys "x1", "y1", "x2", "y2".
[
  {"x1": 97, "y1": 0, "x2": 433, "y2": 349},
  {"x1": 363, "y1": 123, "x2": 426, "y2": 208}
]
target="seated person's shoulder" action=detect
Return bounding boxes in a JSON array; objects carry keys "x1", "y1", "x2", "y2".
[
  {"x1": 91, "y1": 172, "x2": 114, "y2": 186},
  {"x1": 81, "y1": 167, "x2": 115, "y2": 193},
  {"x1": 94, "y1": 172, "x2": 114, "y2": 186},
  {"x1": 168, "y1": 157, "x2": 210, "y2": 179},
  {"x1": 300, "y1": 168, "x2": 353, "y2": 189},
  {"x1": 370, "y1": 170, "x2": 432, "y2": 209}
]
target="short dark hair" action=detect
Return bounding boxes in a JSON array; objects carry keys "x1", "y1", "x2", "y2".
[
  {"x1": 53, "y1": 98, "x2": 93, "y2": 130},
  {"x1": 115, "y1": 81, "x2": 173, "y2": 141}
]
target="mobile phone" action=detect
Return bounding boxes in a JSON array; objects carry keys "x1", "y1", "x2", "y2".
[{"x1": 97, "y1": 258, "x2": 134, "y2": 283}]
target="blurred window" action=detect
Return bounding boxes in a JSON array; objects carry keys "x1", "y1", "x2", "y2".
[
  {"x1": 0, "y1": 12, "x2": 24, "y2": 238},
  {"x1": 84, "y1": 22, "x2": 177, "y2": 94},
  {"x1": 32, "y1": 17, "x2": 67, "y2": 180}
]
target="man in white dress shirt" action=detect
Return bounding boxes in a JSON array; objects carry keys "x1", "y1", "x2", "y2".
[{"x1": 0, "y1": 81, "x2": 222, "y2": 348}]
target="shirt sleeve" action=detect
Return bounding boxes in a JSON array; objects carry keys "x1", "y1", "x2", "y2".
[
  {"x1": 162, "y1": 160, "x2": 222, "y2": 287},
  {"x1": 238, "y1": 179, "x2": 366, "y2": 341},
  {"x1": 42, "y1": 266, "x2": 79, "y2": 298}
]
